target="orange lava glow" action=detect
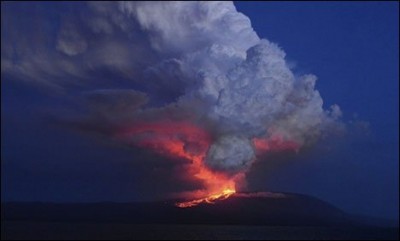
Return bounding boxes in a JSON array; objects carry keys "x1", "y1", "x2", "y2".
[
  {"x1": 117, "y1": 121, "x2": 239, "y2": 205},
  {"x1": 176, "y1": 188, "x2": 235, "y2": 208},
  {"x1": 117, "y1": 122, "x2": 299, "y2": 208}
]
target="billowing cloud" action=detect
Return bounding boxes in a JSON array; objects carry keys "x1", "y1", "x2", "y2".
[
  {"x1": 119, "y1": 1, "x2": 259, "y2": 54},
  {"x1": 206, "y1": 135, "x2": 255, "y2": 173},
  {"x1": 1, "y1": 1, "x2": 343, "y2": 195}
]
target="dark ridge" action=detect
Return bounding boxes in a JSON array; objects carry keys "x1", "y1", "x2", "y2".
[{"x1": 1, "y1": 192, "x2": 375, "y2": 227}]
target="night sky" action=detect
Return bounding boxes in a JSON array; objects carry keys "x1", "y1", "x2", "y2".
[{"x1": 1, "y1": 1, "x2": 398, "y2": 221}]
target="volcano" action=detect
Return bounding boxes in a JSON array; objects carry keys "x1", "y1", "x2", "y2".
[
  {"x1": 3, "y1": 192, "x2": 357, "y2": 226},
  {"x1": 4, "y1": 192, "x2": 399, "y2": 240}
]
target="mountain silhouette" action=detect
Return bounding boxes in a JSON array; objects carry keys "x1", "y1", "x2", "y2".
[{"x1": 3, "y1": 192, "x2": 358, "y2": 226}]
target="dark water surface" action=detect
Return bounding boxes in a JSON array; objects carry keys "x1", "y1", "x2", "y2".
[{"x1": 2, "y1": 221, "x2": 398, "y2": 240}]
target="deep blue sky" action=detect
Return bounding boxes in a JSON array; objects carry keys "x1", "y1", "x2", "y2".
[
  {"x1": 1, "y1": 2, "x2": 399, "y2": 220},
  {"x1": 235, "y1": 1, "x2": 399, "y2": 220}
]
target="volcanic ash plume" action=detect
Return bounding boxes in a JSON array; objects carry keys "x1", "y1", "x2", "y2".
[
  {"x1": 1, "y1": 2, "x2": 343, "y2": 199},
  {"x1": 118, "y1": 2, "x2": 341, "y2": 173}
]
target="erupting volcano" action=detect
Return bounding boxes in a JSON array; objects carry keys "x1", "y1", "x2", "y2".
[
  {"x1": 116, "y1": 121, "x2": 302, "y2": 206},
  {"x1": 117, "y1": 121, "x2": 242, "y2": 205},
  {"x1": 35, "y1": 1, "x2": 342, "y2": 202},
  {"x1": 3, "y1": 3, "x2": 398, "y2": 240}
]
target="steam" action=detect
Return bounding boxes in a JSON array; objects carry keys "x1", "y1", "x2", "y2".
[
  {"x1": 118, "y1": 2, "x2": 341, "y2": 173},
  {"x1": 1, "y1": 2, "x2": 342, "y2": 175},
  {"x1": 206, "y1": 136, "x2": 255, "y2": 173}
]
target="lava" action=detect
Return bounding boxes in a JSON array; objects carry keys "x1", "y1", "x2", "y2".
[
  {"x1": 116, "y1": 121, "x2": 299, "y2": 208},
  {"x1": 176, "y1": 188, "x2": 236, "y2": 208},
  {"x1": 117, "y1": 121, "x2": 238, "y2": 202}
]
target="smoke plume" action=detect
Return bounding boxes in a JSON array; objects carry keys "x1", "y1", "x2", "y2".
[{"x1": 1, "y1": 2, "x2": 342, "y2": 189}]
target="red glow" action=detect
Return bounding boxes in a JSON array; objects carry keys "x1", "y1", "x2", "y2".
[
  {"x1": 116, "y1": 121, "x2": 238, "y2": 205},
  {"x1": 116, "y1": 121, "x2": 300, "y2": 207},
  {"x1": 253, "y1": 136, "x2": 300, "y2": 154}
]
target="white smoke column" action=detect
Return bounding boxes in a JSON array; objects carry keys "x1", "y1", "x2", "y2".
[
  {"x1": 1, "y1": 1, "x2": 343, "y2": 175},
  {"x1": 120, "y1": 1, "x2": 342, "y2": 173}
]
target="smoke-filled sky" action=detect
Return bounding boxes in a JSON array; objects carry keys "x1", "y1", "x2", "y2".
[{"x1": 1, "y1": 1, "x2": 398, "y2": 220}]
